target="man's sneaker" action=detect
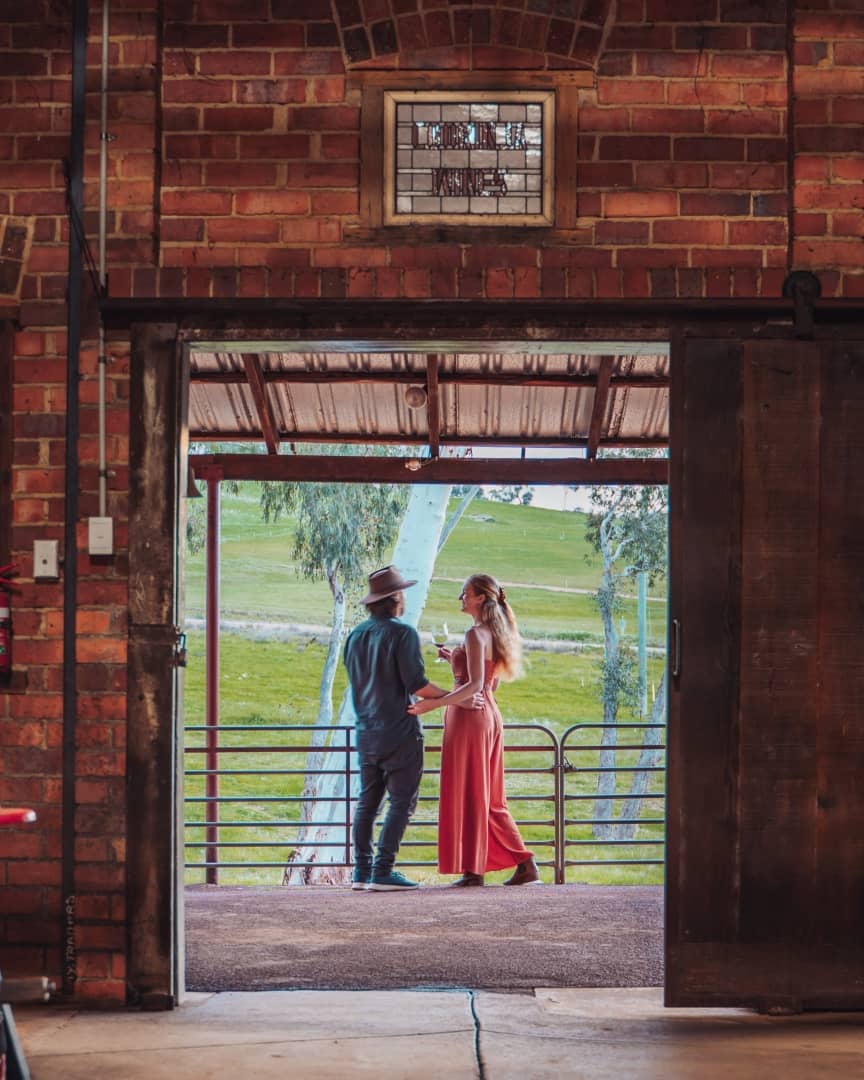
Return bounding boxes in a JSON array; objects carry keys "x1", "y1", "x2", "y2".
[
  {"x1": 351, "y1": 868, "x2": 371, "y2": 891},
  {"x1": 367, "y1": 870, "x2": 420, "y2": 891}
]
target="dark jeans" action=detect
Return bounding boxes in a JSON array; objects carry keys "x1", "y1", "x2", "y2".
[{"x1": 353, "y1": 734, "x2": 424, "y2": 876}]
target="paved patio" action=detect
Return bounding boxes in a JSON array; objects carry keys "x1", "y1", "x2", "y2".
[{"x1": 185, "y1": 883, "x2": 664, "y2": 992}]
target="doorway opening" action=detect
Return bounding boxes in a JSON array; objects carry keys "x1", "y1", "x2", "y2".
[{"x1": 173, "y1": 339, "x2": 670, "y2": 993}]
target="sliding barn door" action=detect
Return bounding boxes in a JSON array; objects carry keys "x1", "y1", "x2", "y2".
[{"x1": 666, "y1": 335, "x2": 864, "y2": 1010}]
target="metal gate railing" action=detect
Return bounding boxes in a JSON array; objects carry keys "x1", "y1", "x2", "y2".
[
  {"x1": 184, "y1": 724, "x2": 356, "y2": 878},
  {"x1": 401, "y1": 722, "x2": 560, "y2": 878},
  {"x1": 559, "y1": 722, "x2": 666, "y2": 883},
  {"x1": 184, "y1": 721, "x2": 665, "y2": 885}
]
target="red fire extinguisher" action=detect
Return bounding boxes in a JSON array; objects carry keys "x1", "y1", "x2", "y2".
[
  {"x1": 0, "y1": 563, "x2": 17, "y2": 687},
  {"x1": 0, "y1": 602, "x2": 11, "y2": 686}
]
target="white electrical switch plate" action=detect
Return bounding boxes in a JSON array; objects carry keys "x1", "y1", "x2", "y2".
[
  {"x1": 33, "y1": 539, "x2": 59, "y2": 580},
  {"x1": 88, "y1": 517, "x2": 114, "y2": 556}
]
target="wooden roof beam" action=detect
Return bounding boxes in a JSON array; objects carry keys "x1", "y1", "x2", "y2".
[
  {"x1": 587, "y1": 356, "x2": 615, "y2": 461},
  {"x1": 241, "y1": 353, "x2": 280, "y2": 455},
  {"x1": 426, "y1": 354, "x2": 441, "y2": 459},
  {"x1": 190, "y1": 370, "x2": 669, "y2": 389},
  {"x1": 192, "y1": 453, "x2": 668, "y2": 486},
  {"x1": 189, "y1": 431, "x2": 669, "y2": 449}
]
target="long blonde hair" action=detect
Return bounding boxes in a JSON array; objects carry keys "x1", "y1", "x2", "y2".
[{"x1": 466, "y1": 572, "x2": 522, "y2": 681}]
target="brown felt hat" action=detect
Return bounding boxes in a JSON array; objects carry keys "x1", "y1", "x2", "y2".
[{"x1": 362, "y1": 565, "x2": 417, "y2": 605}]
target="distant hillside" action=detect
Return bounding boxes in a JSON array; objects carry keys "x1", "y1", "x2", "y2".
[{"x1": 184, "y1": 488, "x2": 667, "y2": 647}]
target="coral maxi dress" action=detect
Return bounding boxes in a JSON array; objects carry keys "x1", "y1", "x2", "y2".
[{"x1": 437, "y1": 645, "x2": 534, "y2": 876}]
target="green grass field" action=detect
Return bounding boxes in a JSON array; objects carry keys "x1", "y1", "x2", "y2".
[
  {"x1": 184, "y1": 488, "x2": 668, "y2": 646},
  {"x1": 182, "y1": 485, "x2": 668, "y2": 889}
]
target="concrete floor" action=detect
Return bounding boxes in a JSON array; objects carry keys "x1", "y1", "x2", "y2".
[{"x1": 12, "y1": 988, "x2": 864, "y2": 1079}]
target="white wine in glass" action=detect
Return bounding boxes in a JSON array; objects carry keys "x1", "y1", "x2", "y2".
[{"x1": 431, "y1": 621, "x2": 449, "y2": 661}]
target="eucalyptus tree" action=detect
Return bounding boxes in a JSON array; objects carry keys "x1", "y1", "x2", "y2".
[
  {"x1": 260, "y1": 465, "x2": 408, "y2": 733},
  {"x1": 256, "y1": 448, "x2": 408, "y2": 883},
  {"x1": 281, "y1": 478, "x2": 480, "y2": 884},
  {"x1": 184, "y1": 441, "x2": 249, "y2": 554},
  {"x1": 578, "y1": 475, "x2": 667, "y2": 841}
]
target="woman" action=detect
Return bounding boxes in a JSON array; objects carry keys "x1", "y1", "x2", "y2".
[{"x1": 408, "y1": 573, "x2": 539, "y2": 887}]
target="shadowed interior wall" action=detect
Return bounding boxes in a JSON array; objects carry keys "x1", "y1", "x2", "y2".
[{"x1": 0, "y1": 0, "x2": 863, "y2": 1002}]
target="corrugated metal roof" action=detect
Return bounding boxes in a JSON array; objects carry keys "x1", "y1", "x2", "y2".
[{"x1": 188, "y1": 349, "x2": 669, "y2": 449}]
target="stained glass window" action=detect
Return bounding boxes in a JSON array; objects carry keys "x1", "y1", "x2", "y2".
[{"x1": 383, "y1": 91, "x2": 554, "y2": 226}]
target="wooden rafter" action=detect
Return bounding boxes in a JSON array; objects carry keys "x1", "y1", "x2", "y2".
[
  {"x1": 192, "y1": 454, "x2": 668, "y2": 486},
  {"x1": 241, "y1": 353, "x2": 279, "y2": 455},
  {"x1": 587, "y1": 356, "x2": 615, "y2": 461},
  {"x1": 426, "y1": 354, "x2": 441, "y2": 458}
]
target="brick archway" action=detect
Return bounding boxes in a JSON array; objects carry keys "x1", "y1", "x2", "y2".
[{"x1": 328, "y1": 0, "x2": 613, "y2": 71}]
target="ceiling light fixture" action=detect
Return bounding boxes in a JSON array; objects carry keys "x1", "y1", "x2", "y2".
[{"x1": 404, "y1": 385, "x2": 428, "y2": 409}]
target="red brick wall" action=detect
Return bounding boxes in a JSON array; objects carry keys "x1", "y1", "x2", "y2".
[
  {"x1": 793, "y1": 3, "x2": 864, "y2": 297},
  {"x1": 2, "y1": 0, "x2": 133, "y2": 1003},
  {"x1": 1, "y1": 0, "x2": 862, "y2": 1002}
]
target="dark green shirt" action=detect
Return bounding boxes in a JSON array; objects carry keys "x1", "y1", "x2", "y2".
[{"x1": 343, "y1": 614, "x2": 428, "y2": 752}]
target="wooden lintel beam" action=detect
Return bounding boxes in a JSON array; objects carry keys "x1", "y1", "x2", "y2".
[
  {"x1": 190, "y1": 370, "x2": 669, "y2": 389},
  {"x1": 426, "y1": 354, "x2": 441, "y2": 458},
  {"x1": 347, "y1": 70, "x2": 594, "y2": 90},
  {"x1": 192, "y1": 454, "x2": 668, "y2": 486},
  {"x1": 587, "y1": 356, "x2": 615, "y2": 461},
  {"x1": 241, "y1": 354, "x2": 279, "y2": 455},
  {"x1": 101, "y1": 296, "x2": 864, "y2": 338}
]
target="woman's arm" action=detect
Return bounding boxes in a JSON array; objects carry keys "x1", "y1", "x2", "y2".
[{"x1": 408, "y1": 627, "x2": 487, "y2": 716}]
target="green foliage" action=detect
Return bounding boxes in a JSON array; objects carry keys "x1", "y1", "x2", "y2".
[
  {"x1": 258, "y1": 446, "x2": 409, "y2": 593},
  {"x1": 186, "y1": 499, "x2": 206, "y2": 556},
  {"x1": 485, "y1": 484, "x2": 534, "y2": 506},
  {"x1": 577, "y1": 469, "x2": 668, "y2": 717},
  {"x1": 580, "y1": 448, "x2": 668, "y2": 588},
  {"x1": 596, "y1": 644, "x2": 641, "y2": 719},
  {"x1": 185, "y1": 442, "x2": 247, "y2": 555}
]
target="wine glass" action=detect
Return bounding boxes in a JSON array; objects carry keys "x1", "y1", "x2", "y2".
[{"x1": 431, "y1": 620, "x2": 449, "y2": 661}]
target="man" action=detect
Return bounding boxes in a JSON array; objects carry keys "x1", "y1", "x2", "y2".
[{"x1": 343, "y1": 565, "x2": 447, "y2": 891}]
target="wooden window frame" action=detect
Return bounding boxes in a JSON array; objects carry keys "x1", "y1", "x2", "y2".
[
  {"x1": 383, "y1": 89, "x2": 555, "y2": 228},
  {"x1": 349, "y1": 70, "x2": 591, "y2": 242}
]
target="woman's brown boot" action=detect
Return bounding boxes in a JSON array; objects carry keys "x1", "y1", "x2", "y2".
[
  {"x1": 449, "y1": 872, "x2": 484, "y2": 887},
  {"x1": 503, "y1": 858, "x2": 539, "y2": 885}
]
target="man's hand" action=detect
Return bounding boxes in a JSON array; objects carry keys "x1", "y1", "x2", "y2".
[{"x1": 408, "y1": 690, "x2": 486, "y2": 715}]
